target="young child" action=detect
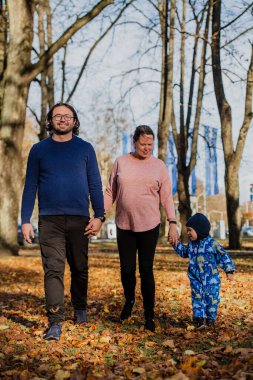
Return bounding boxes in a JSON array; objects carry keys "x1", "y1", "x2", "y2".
[{"x1": 171, "y1": 213, "x2": 235, "y2": 328}]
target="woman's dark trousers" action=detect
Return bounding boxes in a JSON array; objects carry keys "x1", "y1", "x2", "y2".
[
  {"x1": 39, "y1": 215, "x2": 89, "y2": 325},
  {"x1": 117, "y1": 225, "x2": 160, "y2": 319}
]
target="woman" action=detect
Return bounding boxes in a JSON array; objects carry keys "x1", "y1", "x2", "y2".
[{"x1": 104, "y1": 125, "x2": 178, "y2": 331}]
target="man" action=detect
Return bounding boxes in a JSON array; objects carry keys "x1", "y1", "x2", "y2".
[{"x1": 21, "y1": 102, "x2": 104, "y2": 341}]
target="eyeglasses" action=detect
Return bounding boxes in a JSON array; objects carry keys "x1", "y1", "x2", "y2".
[{"x1": 52, "y1": 114, "x2": 74, "y2": 121}]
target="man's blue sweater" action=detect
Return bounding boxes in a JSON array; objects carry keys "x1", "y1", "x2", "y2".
[{"x1": 21, "y1": 135, "x2": 104, "y2": 224}]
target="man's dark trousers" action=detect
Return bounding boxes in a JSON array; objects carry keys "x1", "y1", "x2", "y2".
[{"x1": 39, "y1": 215, "x2": 89, "y2": 325}]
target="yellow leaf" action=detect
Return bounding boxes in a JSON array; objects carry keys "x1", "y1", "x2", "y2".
[
  {"x1": 0, "y1": 324, "x2": 9, "y2": 330},
  {"x1": 186, "y1": 325, "x2": 195, "y2": 331},
  {"x1": 124, "y1": 368, "x2": 133, "y2": 379},
  {"x1": 65, "y1": 363, "x2": 79, "y2": 370},
  {"x1": 224, "y1": 345, "x2": 233, "y2": 353},
  {"x1": 196, "y1": 360, "x2": 206, "y2": 367},
  {"x1": 103, "y1": 305, "x2": 109, "y2": 313},
  {"x1": 55, "y1": 369, "x2": 71, "y2": 380},
  {"x1": 100, "y1": 335, "x2": 111, "y2": 343},
  {"x1": 184, "y1": 350, "x2": 195, "y2": 355},
  {"x1": 133, "y1": 367, "x2": 145, "y2": 374},
  {"x1": 145, "y1": 341, "x2": 157, "y2": 347}
]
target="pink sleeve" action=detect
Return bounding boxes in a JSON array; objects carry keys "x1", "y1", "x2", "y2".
[
  {"x1": 104, "y1": 159, "x2": 118, "y2": 214},
  {"x1": 159, "y1": 164, "x2": 176, "y2": 220}
]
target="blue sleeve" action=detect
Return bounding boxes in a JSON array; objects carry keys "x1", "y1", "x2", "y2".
[
  {"x1": 212, "y1": 241, "x2": 235, "y2": 273},
  {"x1": 21, "y1": 145, "x2": 39, "y2": 224},
  {"x1": 87, "y1": 144, "x2": 104, "y2": 217},
  {"x1": 173, "y1": 241, "x2": 189, "y2": 258}
]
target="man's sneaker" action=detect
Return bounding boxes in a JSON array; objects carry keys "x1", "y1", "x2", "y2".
[
  {"x1": 145, "y1": 318, "x2": 156, "y2": 332},
  {"x1": 206, "y1": 318, "x2": 215, "y2": 326},
  {"x1": 44, "y1": 323, "x2": 62, "y2": 341},
  {"x1": 74, "y1": 310, "x2": 89, "y2": 325},
  {"x1": 193, "y1": 317, "x2": 206, "y2": 329},
  {"x1": 120, "y1": 299, "x2": 135, "y2": 321}
]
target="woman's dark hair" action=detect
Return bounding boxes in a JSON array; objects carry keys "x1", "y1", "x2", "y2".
[
  {"x1": 133, "y1": 125, "x2": 155, "y2": 142},
  {"x1": 46, "y1": 102, "x2": 80, "y2": 136}
]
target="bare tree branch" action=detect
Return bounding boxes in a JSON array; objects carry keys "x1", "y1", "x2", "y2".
[
  {"x1": 22, "y1": 0, "x2": 114, "y2": 84},
  {"x1": 66, "y1": 0, "x2": 134, "y2": 102},
  {"x1": 220, "y1": 2, "x2": 253, "y2": 31}
]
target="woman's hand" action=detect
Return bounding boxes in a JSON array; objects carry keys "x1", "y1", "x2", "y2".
[{"x1": 168, "y1": 223, "x2": 179, "y2": 245}]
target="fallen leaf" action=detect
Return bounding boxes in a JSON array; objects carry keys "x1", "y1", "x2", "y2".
[
  {"x1": 20, "y1": 370, "x2": 29, "y2": 380},
  {"x1": 184, "y1": 350, "x2": 195, "y2": 355},
  {"x1": 0, "y1": 324, "x2": 9, "y2": 330},
  {"x1": 162, "y1": 339, "x2": 175, "y2": 348},
  {"x1": 169, "y1": 371, "x2": 190, "y2": 380},
  {"x1": 103, "y1": 305, "x2": 109, "y2": 313},
  {"x1": 55, "y1": 370, "x2": 71, "y2": 380},
  {"x1": 100, "y1": 335, "x2": 111, "y2": 343},
  {"x1": 224, "y1": 345, "x2": 233, "y2": 353},
  {"x1": 145, "y1": 341, "x2": 157, "y2": 347},
  {"x1": 132, "y1": 367, "x2": 145, "y2": 374}
]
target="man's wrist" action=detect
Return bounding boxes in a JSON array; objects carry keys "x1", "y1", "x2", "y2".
[
  {"x1": 168, "y1": 220, "x2": 177, "y2": 225},
  {"x1": 94, "y1": 215, "x2": 106, "y2": 223}
]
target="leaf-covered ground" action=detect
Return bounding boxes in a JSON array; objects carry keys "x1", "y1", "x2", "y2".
[{"x1": 0, "y1": 251, "x2": 252, "y2": 379}]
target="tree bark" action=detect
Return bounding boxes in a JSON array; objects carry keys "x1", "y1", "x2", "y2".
[
  {"x1": 157, "y1": 0, "x2": 176, "y2": 238},
  {"x1": 38, "y1": 2, "x2": 48, "y2": 140},
  {"x1": 157, "y1": 0, "x2": 176, "y2": 163},
  {"x1": 45, "y1": 0, "x2": 54, "y2": 109},
  {"x1": 211, "y1": 0, "x2": 253, "y2": 249},
  {"x1": 0, "y1": 0, "x2": 34, "y2": 255}
]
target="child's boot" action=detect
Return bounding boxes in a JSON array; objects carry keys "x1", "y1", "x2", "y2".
[
  {"x1": 193, "y1": 317, "x2": 205, "y2": 329},
  {"x1": 206, "y1": 318, "x2": 215, "y2": 327}
]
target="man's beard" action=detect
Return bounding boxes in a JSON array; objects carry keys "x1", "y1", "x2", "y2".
[{"x1": 52, "y1": 126, "x2": 74, "y2": 135}]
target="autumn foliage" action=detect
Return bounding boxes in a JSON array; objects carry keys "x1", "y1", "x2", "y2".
[{"x1": 0, "y1": 250, "x2": 252, "y2": 379}]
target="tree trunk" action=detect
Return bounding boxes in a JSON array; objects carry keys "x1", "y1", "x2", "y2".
[
  {"x1": 0, "y1": 0, "x2": 34, "y2": 255},
  {"x1": 225, "y1": 166, "x2": 241, "y2": 248},
  {"x1": 45, "y1": 0, "x2": 54, "y2": 109},
  {"x1": 177, "y1": 171, "x2": 191, "y2": 241},
  {"x1": 38, "y1": 3, "x2": 48, "y2": 140},
  {"x1": 157, "y1": 0, "x2": 176, "y2": 238},
  {"x1": 211, "y1": 0, "x2": 253, "y2": 249}
]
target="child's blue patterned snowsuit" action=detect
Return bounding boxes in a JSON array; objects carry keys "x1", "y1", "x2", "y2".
[{"x1": 174, "y1": 236, "x2": 235, "y2": 320}]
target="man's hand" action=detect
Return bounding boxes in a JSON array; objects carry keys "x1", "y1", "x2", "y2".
[
  {"x1": 22, "y1": 223, "x2": 35, "y2": 244},
  {"x1": 226, "y1": 273, "x2": 234, "y2": 281},
  {"x1": 84, "y1": 218, "x2": 102, "y2": 238},
  {"x1": 168, "y1": 223, "x2": 179, "y2": 246}
]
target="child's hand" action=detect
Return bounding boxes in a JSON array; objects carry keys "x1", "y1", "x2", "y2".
[{"x1": 226, "y1": 273, "x2": 234, "y2": 281}]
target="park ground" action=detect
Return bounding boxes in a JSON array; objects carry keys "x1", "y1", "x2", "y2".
[{"x1": 0, "y1": 244, "x2": 252, "y2": 379}]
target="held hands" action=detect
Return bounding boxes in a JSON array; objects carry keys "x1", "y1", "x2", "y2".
[
  {"x1": 168, "y1": 223, "x2": 179, "y2": 246},
  {"x1": 226, "y1": 273, "x2": 234, "y2": 281},
  {"x1": 22, "y1": 223, "x2": 35, "y2": 244},
  {"x1": 84, "y1": 217, "x2": 102, "y2": 238}
]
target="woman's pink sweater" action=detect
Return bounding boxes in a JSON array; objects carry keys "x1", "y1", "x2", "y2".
[{"x1": 104, "y1": 153, "x2": 176, "y2": 232}]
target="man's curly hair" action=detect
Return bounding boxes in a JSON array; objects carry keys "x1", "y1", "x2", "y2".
[{"x1": 46, "y1": 102, "x2": 80, "y2": 136}]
